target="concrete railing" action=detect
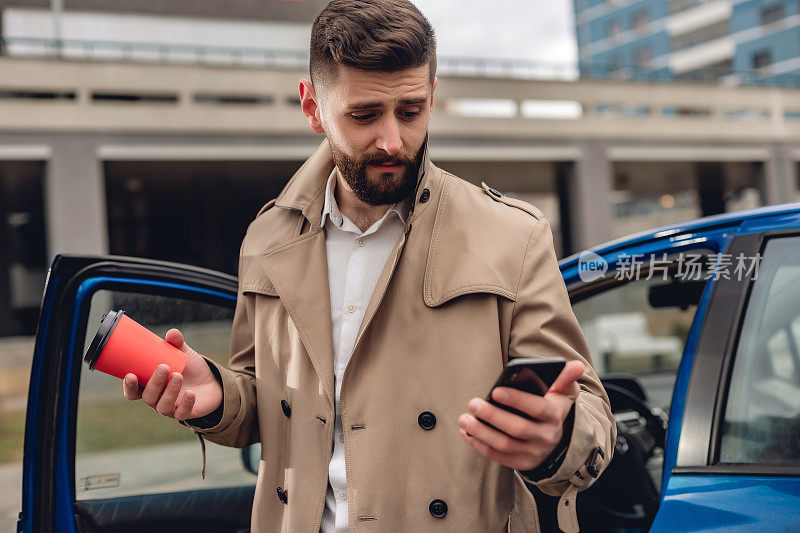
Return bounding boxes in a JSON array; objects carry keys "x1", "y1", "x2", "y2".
[{"x1": 2, "y1": 56, "x2": 800, "y2": 141}]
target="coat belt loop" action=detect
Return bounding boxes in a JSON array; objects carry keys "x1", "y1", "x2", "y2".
[{"x1": 556, "y1": 483, "x2": 580, "y2": 533}]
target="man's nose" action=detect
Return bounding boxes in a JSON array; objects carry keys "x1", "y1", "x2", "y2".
[{"x1": 375, "y1": 117, "x2": 403, "y2": 156}]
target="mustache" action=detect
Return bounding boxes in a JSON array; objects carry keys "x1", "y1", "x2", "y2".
[{"x1": 361, "y1": 153, "x2": 415, "y2": 167}]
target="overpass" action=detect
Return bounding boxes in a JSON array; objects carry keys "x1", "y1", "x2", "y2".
[{"x1": 1, "y1": 55, "x2": 799, "y2": 267}]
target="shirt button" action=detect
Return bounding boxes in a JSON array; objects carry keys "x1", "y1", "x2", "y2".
[
  {"x1": 346, "y1": 304, "x2": 356, "y2": 313},
  {"x1": 339, "y1": 433, "x2": 344, "y2": 443},
  {"x1": 355, "y1": 237, "x2": 366, "y2": 247},
  {"x1": 338, "y1": 490, "x2": 347, "y2": 500}
]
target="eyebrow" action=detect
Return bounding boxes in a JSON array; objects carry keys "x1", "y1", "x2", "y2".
[{"x1": 348, "y1": 97, "x2": 428, "y2": 110}]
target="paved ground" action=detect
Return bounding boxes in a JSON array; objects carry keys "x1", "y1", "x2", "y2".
[
  {"x1": 0, "y1": 461, "x2": 21, "y2": 533},
  {"x1": 1, "y1": 441, "x2": 258, "y2": 532},
  {"x1": 0, "y1": 336, "x2": 33, "y2": 532}
]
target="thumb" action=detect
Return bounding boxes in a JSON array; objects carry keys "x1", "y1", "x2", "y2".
[
  {"x1": 547, "y1": 360, "x2": 584, "y2": 401},
  {"x1": 165, "y1": 328, "x2": 197, "y2": 356}
]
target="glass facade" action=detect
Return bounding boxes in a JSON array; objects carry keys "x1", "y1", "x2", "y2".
[{"x1": 574, "y1": 0, "x2": 800, "y2": 86}]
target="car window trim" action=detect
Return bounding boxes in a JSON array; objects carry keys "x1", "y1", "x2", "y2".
[
  {"x1": 67, "y1": 275, "x2": 238, "y2": 504},
  {"x1": 675, "y1": 229, "x2": 800, "y2": 475},
  {"x1": 36, "y1": 256, "x2": 239, "y2": 529}
]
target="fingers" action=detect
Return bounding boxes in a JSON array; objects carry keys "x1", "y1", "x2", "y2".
[
  {"x1": 141, "y1": 364, "x2": 170, "y2": 408},
  {"x1": 548, "y1": 360, "x2": 584, "y2": 399},
  {"x1": 165, "y1": 328, "x2": 200, "y2": 359},
  {"x1": 172, "y1": 389, "x2": 197, "y2": 421},
  {"x1": 457, "y1": 412, "x2": 528, "y2": 456},
  {"x1": 123, "y1": 373, "x2": 141, "y2": 400},
  {"x1": 467, "y1": 398, "x2": 538, "y2": 440},
  {"x1": 165, "y1": 328, "x2": 185, "y2": 349},
  {"x1": 489, "y1": 387, "x2": 559, "y2": 423},
  {"x1": 155, "y1": 372, "x2": 183, "y2": 417},
  {"x1": 459, "y1": 428, "x2": 529, "y2": 470}
]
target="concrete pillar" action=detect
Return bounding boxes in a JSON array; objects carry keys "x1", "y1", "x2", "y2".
[
  {"x1": 568, "y1": 141, "x2": 614, "y2": 252},
  {"x1": 763, "y1": 143, "x2": 797, "y2": 205},
  {"x1": 45, "y1": 137, "x2": 108, "y2": 263},
  {"x1": 695, "y1": 162, "x2": 725, "y2": 217}
]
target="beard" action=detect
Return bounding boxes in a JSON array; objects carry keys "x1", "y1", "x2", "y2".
[{"x1": 329, "y1": 139, "x2": 424, "y2": 206}]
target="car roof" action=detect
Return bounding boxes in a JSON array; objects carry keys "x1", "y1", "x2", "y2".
[{"x1": 559, "y1": 200, "x2": 800, "y2": 269}]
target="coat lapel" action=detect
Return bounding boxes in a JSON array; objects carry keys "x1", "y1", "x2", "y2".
[
  {"x1": 254, "y1": 135, "x2": 439, "y2": 406},
  {"x1": 257, "y1": 139, "x2": 336, "y2": 405},
  {"x1": 258, "y1": 229, "x2": 336, "y2": 406}
]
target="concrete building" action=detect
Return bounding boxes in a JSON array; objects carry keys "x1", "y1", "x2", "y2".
[
  {"x1": 0, "y1": 1, "x2": 799, "y2": 341},
  {"x1": 574, "y1": 0, "x2": 800, "y2": 85}
]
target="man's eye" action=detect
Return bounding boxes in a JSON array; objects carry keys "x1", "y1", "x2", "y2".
[
  {"x1": 400, "y1": 111, "x2": 420, "y2": 120},
  {"x1": 352, "y1": 113, "x2": 376, "y2": 121}
]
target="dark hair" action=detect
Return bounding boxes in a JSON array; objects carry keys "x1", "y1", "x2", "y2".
[{"x1": 309, "y1": 0, "x2": 437, "y2": 87}]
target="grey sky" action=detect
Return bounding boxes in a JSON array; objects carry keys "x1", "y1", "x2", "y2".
[{"x1": 412, "y1": 0, "x2": 577, "y2": 65}]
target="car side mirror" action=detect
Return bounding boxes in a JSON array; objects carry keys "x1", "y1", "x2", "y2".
[
  {"x1": 240, "y1": 443, "x2": 260, "y2": 475},
  {"x1": 648, "y1": 279, "x2": 705, "y2": 310}
]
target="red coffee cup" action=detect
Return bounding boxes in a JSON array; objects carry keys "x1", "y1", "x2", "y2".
[{"x1": 84, "y1": 309, "x2": 188, "y2": 387}]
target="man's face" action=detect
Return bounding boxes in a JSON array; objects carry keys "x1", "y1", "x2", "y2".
[{"x1": 303, "y1": 64, "x2": 437, "y2": 206}]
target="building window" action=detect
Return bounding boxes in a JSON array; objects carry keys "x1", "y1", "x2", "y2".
[
  {"x1": 635, "y1": 46, "x2": 652, "y2": 68},
  {"x1": 760, "y1": 3, "x2": 784, "y2": 25},
  {"x1": 608, "y1": 54, "x2": 623, "y2": 76},
  {"x1": 752, "y1": 49, "x2": 773, "y2": 69},
  {"x1": 671, "y1": 19, "x2": 729, "y2": 50},
  {"x1": 632, "y1": 10, "x2": 650, "y2": 31},
  {"x1": 606, "y1": 20, "x2": 622, "y2": 40}
]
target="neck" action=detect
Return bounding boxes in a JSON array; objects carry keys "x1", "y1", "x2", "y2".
[{"x1": 334, "y1": 170, "x2": 393, "y2": 233}]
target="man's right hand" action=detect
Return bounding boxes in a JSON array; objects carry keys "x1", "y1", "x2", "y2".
[{"x1": 122, "y1": 328, "x2": 223, "y2": 421}]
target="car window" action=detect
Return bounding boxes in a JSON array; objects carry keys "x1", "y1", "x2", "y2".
[
  {"x1": 75, "y1": 288, "x2": 256, "y2": 500},
  {"x1": 571, "y1": 254, "x2": 706, "y2": 411},
  {"x1": 719, "y1": 236, "x2": 800, "y2": 465}
]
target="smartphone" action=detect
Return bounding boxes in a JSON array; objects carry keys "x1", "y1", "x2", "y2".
[{"x1": 476, "y1": 357, "x2": 566, "y2": 432}]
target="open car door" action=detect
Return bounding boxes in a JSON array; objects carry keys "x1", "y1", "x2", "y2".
[{"x1": 19, "y1": 254, "x2": 255, "y2": 533}]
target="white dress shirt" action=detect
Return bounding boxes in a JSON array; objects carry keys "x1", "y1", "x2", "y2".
[{"x1": 319, "y1": 167, "x2": 410, "y2": 533}]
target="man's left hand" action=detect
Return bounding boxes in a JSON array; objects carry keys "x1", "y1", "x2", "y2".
[{"x1": 457, "y1": 360, "x2": 585, "y2": 471}]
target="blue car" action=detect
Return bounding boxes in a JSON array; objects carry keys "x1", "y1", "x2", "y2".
[{"x1": 18, "y1": 201, "x2": 800, "y2": 532}]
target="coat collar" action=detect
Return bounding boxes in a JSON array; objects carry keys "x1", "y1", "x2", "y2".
[
  {"x1": 257, "y1": 135, "x2": 436, "y2": 408},
  {"x1": 274, "y1": 134, "x2": 434, "y2": 233}
]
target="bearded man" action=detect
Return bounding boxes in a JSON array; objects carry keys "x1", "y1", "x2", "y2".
[{"x1": 123, "y1": 1, "x2": 616, "y2": 531}]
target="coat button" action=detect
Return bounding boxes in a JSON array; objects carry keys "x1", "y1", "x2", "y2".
[
  {"x1": 429, "y1": 499, "x2": 447, "y2": 518},
  {"x1": 418, "y1": 411, "x2": 436, "y2": 430},
  {"x1": 419, "y1": 188, "x2": 430, "y2": 203},
  {"x1": 276, "y1": 486, "x2": 288, "y2": 504},
  {"x1": 281, "y1": 399, "x2": 291, "y2": 418}
]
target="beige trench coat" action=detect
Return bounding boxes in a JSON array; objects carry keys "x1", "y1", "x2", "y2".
[{"x1": 181, "y1": 137, "x2": 616, "y2": 533}]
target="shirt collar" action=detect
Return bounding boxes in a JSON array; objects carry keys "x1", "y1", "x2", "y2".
[{"x1": 321, "y1": 166, "x2": 411, "y2": 229}]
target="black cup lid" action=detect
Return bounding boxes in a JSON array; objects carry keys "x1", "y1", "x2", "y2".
[{"x1": 84, "y1": 309, "x2": 125, "y2": 370}]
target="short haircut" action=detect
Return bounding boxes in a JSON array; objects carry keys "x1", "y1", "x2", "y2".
[{"x1": 309, "y1": 0, "x2": 437, "y2": 88}]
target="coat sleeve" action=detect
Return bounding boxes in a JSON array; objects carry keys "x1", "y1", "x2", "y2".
[
  {"x1": 508, "y1": 215, "x2": 616, "y2": 530},
  {"x1": 180, "y1": 240, "x2": 260, "y2": 449}
]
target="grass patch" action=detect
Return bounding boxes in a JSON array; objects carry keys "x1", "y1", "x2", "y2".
[
  {"x1": 0, "y1": 408, "x2": 26, "y2": 464},
  {"x1": 76, "y1": 400, "x2": 196, "y2": 456}
]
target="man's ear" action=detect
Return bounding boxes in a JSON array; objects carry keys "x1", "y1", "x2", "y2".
[
  {"x1": 431, "y1": 77, "x2": 438, "y2": 111},
  {"x1": 299, "y1": 79, "x2": 325, "y2": 134}
]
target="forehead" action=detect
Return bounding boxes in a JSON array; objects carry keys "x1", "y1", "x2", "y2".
[{"x1": 325, "y1": 64, "x2": 431, "y2": 107}]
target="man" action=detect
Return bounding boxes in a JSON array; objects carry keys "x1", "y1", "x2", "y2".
[{"x1": 122, "y1": 1, "x2": 615, "y2": 531}]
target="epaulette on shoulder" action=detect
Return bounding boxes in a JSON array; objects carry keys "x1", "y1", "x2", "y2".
[
  {"x1": 480, "y1": 181, "x2": 543, "y2": 220},
  {"x1": 256, "y1": 198, "x2": 277, "y2": 218}
]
